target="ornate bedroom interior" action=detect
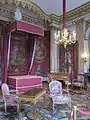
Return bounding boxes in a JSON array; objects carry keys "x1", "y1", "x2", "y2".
[{"x1": 0, "y1": 0, "x2": 90, "y2": 119}]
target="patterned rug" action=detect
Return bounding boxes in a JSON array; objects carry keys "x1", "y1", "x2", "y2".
[{"x1": 0, "y1": 92, "x2": 90, "y2": 120}]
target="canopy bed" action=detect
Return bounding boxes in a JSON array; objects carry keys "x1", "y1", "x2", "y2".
[{"x1": 3, "y1": 21, "x2": 44, "y2": 91}]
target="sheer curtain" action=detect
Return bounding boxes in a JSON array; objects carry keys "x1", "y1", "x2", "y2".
[
  {"x1": 28, "y1": 37, "x2": 36, "y2": 74},
  {"x1": 7, "y1": 33, "x2": 11, "y2": 69},
  {"x1": 3, "y1": 32, "x2": 11, "y2": 83}
]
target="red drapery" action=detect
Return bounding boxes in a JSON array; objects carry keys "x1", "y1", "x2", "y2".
[
  {"x1": 63, "y1": 0, "x2": 66, "y2": 29},
  {"x1": 3, "y1": 21, "x2": 44, "y2": 83}
]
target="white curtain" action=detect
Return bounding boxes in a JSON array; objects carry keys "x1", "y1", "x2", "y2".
[
  {"x1": 28, "y1": 38, "x2": 36, "y2": 74},
  {"x1": 7, "y1": 32, "x2": 11, "y2": 69}
]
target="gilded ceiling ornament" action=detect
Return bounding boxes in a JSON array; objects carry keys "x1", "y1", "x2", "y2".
[
  {"x1": 21, "y1": 2, "x2": 26, "y2": 8},
  {"x1": 37, "y1": 11, "x2": 40, "y2": 16},
  {"x1": 7, "y1": 0, "x2": 13, "y2": 4},
  {"x1": 27, "y1": 4, "x2": 32, "y2": 10},
  {"x1": 0, "y1": 0, "x2": 50, "y2": 23},
  {"x1": 33, "y1": 6, "x2": 37, "y2": 13},
  {"x1": 14, "y1": 0, "x2": 20, "y2": 6},
  {"x1": 0, "y1": 0, "x2": 6, "y2": 4},
  {"x1": 32, "y1": 6, "x2": 36, "y2": 13},
  {"x1": 0, "y1": 0, "x2": 89, "y2": 25},
  {"x1": 44, "y1": 16, "x2": 47, "y2": 21}
]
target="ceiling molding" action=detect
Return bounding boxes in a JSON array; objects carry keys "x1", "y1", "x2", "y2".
[
  {"x1": 0, "y1": 0, "x2": 51, "y2": 23},
  {"x1": 50, "y1": 2, "x2": 90, "y2": 26},
  {"x1": 0, "y1": 0, "x2": 89, "y2": 28}
]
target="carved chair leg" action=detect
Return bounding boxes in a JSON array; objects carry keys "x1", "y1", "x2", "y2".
[
  {"x1": 80, "y1": 86, "x2": 82, "y2": 90},
  {"x1": 80, "y1": 85, "x2": 83, "y2": 90},
  {"x1": 49, "y1": 97, "x2": 52, "y2": 106},
  {"x1": 53, "y1": 103, "x2": 55, "y2": 111},
  {"x1": 5, "y1": 102, "x2": 7, "y2": 113},
  {"x1": 69, "y1": 100, "x2": 71, "y2": 109}
]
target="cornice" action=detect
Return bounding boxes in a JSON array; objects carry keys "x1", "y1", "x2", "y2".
[
  {"x1": 49, "y1": 14, "x2": 60, "y2": 26},
  {"x1": 49, "y1": 2, "x2": 90, "y2": 26},
  {"x1": 86, "y1": 21, "x2": 90, "y2": 30},
  {"x1": 0, "y1": 4, "x2": 49, "y2": 29},
  {"x1": 0, "y1": 0, "x2": 51, "y2": 23},
  {"x1": 0, "y1": 0, "x2": 89, "y2": 29}
]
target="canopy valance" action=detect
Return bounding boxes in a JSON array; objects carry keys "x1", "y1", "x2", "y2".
[{"x1": 5, "y1": 21, "x2": 44, "y2": 36}]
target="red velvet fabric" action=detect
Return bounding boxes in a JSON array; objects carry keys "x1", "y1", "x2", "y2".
[{"x1": 5, "y1": 21, "x2": 44, "y2": 37}]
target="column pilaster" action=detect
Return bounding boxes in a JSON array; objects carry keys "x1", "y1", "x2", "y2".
[
  {"x1": 76, "y1": 19, "x2": 85, "y2": 73},
  {"x1": 50, "y1": 27, "x2": 59, "y2": 73}
]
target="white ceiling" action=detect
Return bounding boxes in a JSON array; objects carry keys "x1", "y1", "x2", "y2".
[{"x1": 33, "y1": 0, "x2": 89, "y2": 15}]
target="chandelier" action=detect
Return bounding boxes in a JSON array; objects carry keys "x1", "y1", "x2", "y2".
[{"x1": 55, "y1": 0, "x2": 76, "y2": 48}]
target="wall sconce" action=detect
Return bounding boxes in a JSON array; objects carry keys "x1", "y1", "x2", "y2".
[{"x1": 81, "y1": 53, "x2": 88, "y2": 62}]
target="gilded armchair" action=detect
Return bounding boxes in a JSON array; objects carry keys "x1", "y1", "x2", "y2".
[{"x1": 49, "y1": 80, "x2": 71, "y2": 111}]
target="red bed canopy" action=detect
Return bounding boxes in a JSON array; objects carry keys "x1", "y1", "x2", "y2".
[
  {"x1": 5, "y1": 21, "x2": 44, "y2": 36},
  {"x1": 3, "y1": 21, "x2": 44, "y2": 83}
]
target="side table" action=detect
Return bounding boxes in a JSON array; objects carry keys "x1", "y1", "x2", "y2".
[{"x1": 18, "y1": 88, "x2": 46, "y2": 120}]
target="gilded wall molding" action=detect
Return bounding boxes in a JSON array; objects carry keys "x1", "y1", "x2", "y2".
[
  {"x1": 0, "y1": 7, "x2": 14, "y2": 21},
  {"x1": 0, "y1": 4, "x2": 49, "y2": 29},
  {"x1": 49, "y1": 2, "x2": 90, "y2": 26},
  {"x1": 86, "y1": 21, "x2": 90, "y2": 29},
  {"x1": 0, "y1": 0, "x2": 89, "y2": 29},
  {"x1": 0, "y1": 0, "x2": 50, "y2": 23}
]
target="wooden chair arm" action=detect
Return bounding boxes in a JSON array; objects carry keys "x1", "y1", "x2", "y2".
[
  {"x1": 10, "y1": 90, "x2": 23, "y2": 95},
  {"x1": 73, "y1": 78, "x2": 77, "y2": 81},
  {"x1": 63, "y1": 89, "x2": 69, "y2": 93},
  {"x1": 63, "y1": 89, "x2": 71, "y2": 99},
  {"x1": 72, "y1": 79, "x2": 77, "y2": 82},
  {"x1": 9, "y1": 89, "x2": 18, "y2": 93}
]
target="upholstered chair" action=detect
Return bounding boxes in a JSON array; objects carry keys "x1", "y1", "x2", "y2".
[
  {"x1": 49, "y1": 80, "x2": 71, "y2": 111},
  {"x1": 48, "y1": 74, "x2": 54, "y2": 83},
  {"x1": 1, "y1": 83, "x2": 19, "y2": 113},
  {"x1": 72, "y1": 74, "x2": 84, "y2": 89}
]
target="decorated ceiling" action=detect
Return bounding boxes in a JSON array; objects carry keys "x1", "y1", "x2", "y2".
[
  {"x1": 0, "y1": 0, "x2": 89, "y2": 27},
  {"x1": 33, "y1": 0, "x2": 89, "y2": 15}
]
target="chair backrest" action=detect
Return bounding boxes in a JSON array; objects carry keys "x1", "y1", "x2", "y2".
[
  {"x1": 48, "y1": 74, "x2": 53, "y2": 83},
  {"x1": 49, "y1": 80, "x2": 62, "y2": 95},
  {"x1": 77, "y1": 74, "x2": 84, "y2": 82},
  {"x1": 2, "y1": 83, "x2": 10, "y2": 97}
]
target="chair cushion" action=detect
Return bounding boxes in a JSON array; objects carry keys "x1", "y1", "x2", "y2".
[
  {"x1": 5, "y1": 94, "x2": 18, "y2": 103},
  {"x1": 52, "y1": 95, "x2": 69, "y2": 103},
  {"x1": 73, "y1": 82, "x2": 82, "y2": 87}
]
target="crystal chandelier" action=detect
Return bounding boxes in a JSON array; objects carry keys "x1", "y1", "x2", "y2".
[{"x1": 55, "y1": 0, "x2": 76, "y2": 48}]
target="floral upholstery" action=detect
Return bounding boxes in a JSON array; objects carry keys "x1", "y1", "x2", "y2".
[
  {"x1": 50, "y1": 81, "x2": 62, "y2": 95},
  {"x1": 1, "y1": 83, "x2": 19, "y2": 113},
  {"x1": 72, "y1": 74, "x2": 84, "y2": 89},
  {"x1": 49, "y1": 81, "x2": 71, "y2": 110},
  {"x1": 48, "y1": 74, "x2": 53, "y2": 83}
]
